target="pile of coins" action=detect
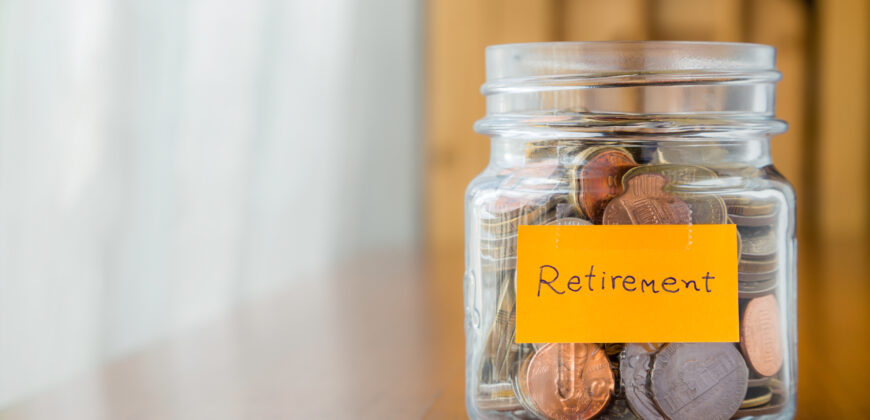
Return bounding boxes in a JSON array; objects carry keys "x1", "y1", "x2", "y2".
[{"x1": 472, "y1": 143, "x2": 788, "y2": 419}]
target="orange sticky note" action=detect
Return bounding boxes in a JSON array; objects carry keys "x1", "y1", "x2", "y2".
[{"x1": 516, "y1": 224, "x2": 738, "y2": 343}]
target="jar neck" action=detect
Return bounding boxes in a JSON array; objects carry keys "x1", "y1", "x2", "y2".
[
  {"x1": 476, "y1": 42, "x2": 787, "y2": 147},
  {"x1": 488, "y1": 137, "x2": 773, "y2": 169}
]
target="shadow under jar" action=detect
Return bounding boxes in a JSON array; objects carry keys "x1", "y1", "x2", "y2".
[{"x1": 464, "y1": 42, "x2": 796, "y2": 420}]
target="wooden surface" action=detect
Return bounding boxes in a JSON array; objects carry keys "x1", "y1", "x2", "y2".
[{"x1": 0, "y1": 240, "x2": 867, "y2": 419}]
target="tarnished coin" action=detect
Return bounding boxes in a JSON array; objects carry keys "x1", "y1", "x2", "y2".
[
  {"x1": 572, "y1": 147, "x2": 638, "y2": 223},
  {"x1": 738, "y1": 226, "x2": 776, "y2": 259},
  {"x1": 602, "y1": 174, "x2": 692, "y2": 225},
  {"x1": 740, "y1": 295, "x2": 783, "y2": 377},
  {"x1": 623, "y1": 164, "x2": 727, "y2": 224},
  {"x1": 620, "y1": 344, "x2": 666, "y2": 420},
  {"x1": 739, "y1": 386, "x2": 773, "y2": 409},
  {"x1": 650, "y1": 343, "x2": 748, "y2": 420},
  {"x1": 519, "y1": 343, "x2": 614, "y2": 420}
]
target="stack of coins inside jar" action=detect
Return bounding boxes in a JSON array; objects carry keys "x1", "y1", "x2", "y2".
[{"x1": 470, "y1": 141, "x2": 790, "y2": 420}]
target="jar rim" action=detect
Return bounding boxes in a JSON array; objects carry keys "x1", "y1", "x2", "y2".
[{"x1": 485, "y1": 41, "x2": 776, "y2": 81}]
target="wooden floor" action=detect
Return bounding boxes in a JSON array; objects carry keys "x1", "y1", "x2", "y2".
[{"x1": 0, "y1": 240, "x2": 867, "y2": 419}]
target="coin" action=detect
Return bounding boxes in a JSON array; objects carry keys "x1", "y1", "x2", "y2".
[
  {"x1": 476, "y1": 382, "x2": 524, "y2": 412},
  {"x1": 740, "y1": 295, "x2": 783, "y2": 376},
  {"x1": 684, "y1": 194, "x2": 728, "y2": 225},
  {"x1": 650, "y1": 343, "x2": 748, "y2": 420},
  {"x1": 732, "y1": 219, "x2": 743, "y2": 260},
  {"x1": 620, "y1": 344, "x2": 666, "y2": 420},
  {"x1": 747, "y1": 375, "x2": 773, "y2": 388},
  {"x1": 519, "y1": 343, "x2": 614, "y2": 420},
  {"x1": 546, "y1": 217, "x2": 593, "y2": 226},
  {"x1": 732, "y1": 388, "x2": 786, "y2": 418},
  {"x1": 725, "y1": 196, "x2": 777, "y2": 217},
  {"x1": 602, "y1": 174, "x2": 692, "y2": 225},
  {"x1": 483, "y1": 272, "x2": 521, "y2": 381},
  {"x1": 738, "y1": 226, "x2": 776, "y2": 259},
  {"x1": 604, "y1": 343, "x2": 626, "y2": 357},
  {"x1": 738, "y1": 270, "x2": 778, "y2": 283},
  {"x1": 729, "y1": 213, "x2": 778, "y2": 227},
  {"x1": 598, "y1": 398, "x2": 640, "y2": 419},
  {"x1": 480, "y1": 192, "x2": 558, "y2": 236},
  {"x1": 738, "y1": 256, "x2": 778, "y2": 275},
  {"x1": 572, "y1": 147, "x2": 638, "y2": 223},
  {"x1": 622, "y1": 165, "x2": 727, "y2": 224},
  {"x1": 623, "y1": 164, "x2": 718, "y2": 187},
  {"x1": 739, "y1": 386, "x2": 773, "y2": 409},
  {"x1": 738, "y1": 281, "x2": 778, "y2": 300}
]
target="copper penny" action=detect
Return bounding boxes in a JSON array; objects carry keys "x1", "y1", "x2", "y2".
[
  {"x1": 650, "y1": 343, "x2": 748, "y2": 420},
  {"x1": 620, "y1": 343, "x2": 666, "y2": 420},
  {"x1": 602, "y1": 174, "x2": 692, "y2": 225},
  {"x1": 740, "y1": 295, "x2": 783, "y2": 376},
  {"x1": 520, "y1": 343, "x2": 614, "y2": 419},
  {"x1": 573, "y1": 147, "x2": 637, "y2": 223}
]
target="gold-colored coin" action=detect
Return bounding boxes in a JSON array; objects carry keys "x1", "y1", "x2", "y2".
[{"x1": 740, "y1": 386, "x2": 773, "y2": 409}]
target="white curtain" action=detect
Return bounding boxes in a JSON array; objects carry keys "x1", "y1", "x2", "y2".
[{"x1": 0, "y1": 0, "x2": 420, "y2": 407}]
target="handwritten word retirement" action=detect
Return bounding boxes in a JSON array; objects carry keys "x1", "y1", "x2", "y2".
[{"x1": 537, "y1": 265, "x2": 716, "y2": 297}]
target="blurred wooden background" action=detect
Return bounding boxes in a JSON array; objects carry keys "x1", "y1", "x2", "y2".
[{"x1": 425, "y1": 0, "x2": 870, "y2": 418}]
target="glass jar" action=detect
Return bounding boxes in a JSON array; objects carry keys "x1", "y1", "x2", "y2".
[{"x1": 464, "y1": 42, "x2": 796, "y2": 420}]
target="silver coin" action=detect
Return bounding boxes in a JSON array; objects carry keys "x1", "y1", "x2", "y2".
[
  {"x1": 621, "y1": 344, "x2": 666, "y2": 420},
  {"x1": 738, "y1": 226, "x2": 777, "y2": 259},
  {"x1": 738, "y1": 256, "x2": 778, "y2": 274},
  {"x1": 739, "y1": 270, "x2": 778, "y2": 283},
  {"x1": 729, "y1": 213, "x2": 778, "y2": 228},
  {"x1": 650, "y1": 343, "x2": 748, "y2": 420},
  {"x1": 738, "y1": 280, "x2": 778, "y2": 300},
  {"x1": 545, "y1": 217, "x2": 592, "y2": 226}
]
